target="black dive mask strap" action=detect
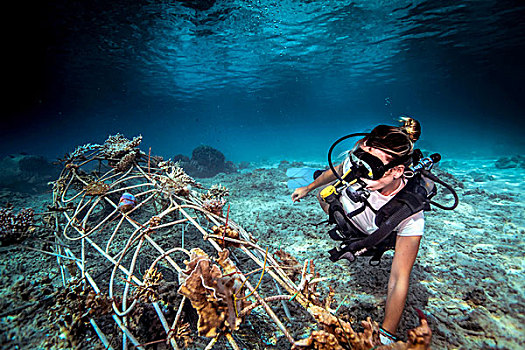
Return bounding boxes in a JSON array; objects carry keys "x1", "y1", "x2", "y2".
[{"x1": 383, "y1": 153, "x2": 412, "y2": 172}]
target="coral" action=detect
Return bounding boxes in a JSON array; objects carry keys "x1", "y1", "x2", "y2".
[
  {"x1": 403, "y1": 319, "x2": 432, "y2": 350},
  {"x1": 202, "y1": 198, "x2": 227, "y2": 216},
  {"x1": 84, "y1": 181, "x2": 110, "y2": 196},
  {"x1": 62, "y1": 143, "x2": 101, "y2": 162},
  {"x1": 154, "y1": 160, "x2": 201, "y2": 196},
  {"x1": 292, "y1": 330, "x2": 343, "y2": 350},
  {"x1": 212, "y1": 225, "x2": 240, "y2": 247},
  {"x1": 114, "y1": 150, "x2": 138, "y2": 172},
  {"x1": 201, "y1": 184, "x2": 229, "y2": 216},
  {"x1": 48, "y1": 280, "x2": 114, "y2": 347},
  {"x1": 0, "y1": 207, "x2": 35, "y2": 244},
  {"x1": 178, "y1": 145, "x2": 237, "y2": 178},
  {"x1": 177, "y1": 248, "x2": 250, "y2": 338},
  {"x1": 202, "y1": 184, "x2": 230, "y2": 200},
  {"x1": 293, "y1": 306, "x2": 374, "y2": 350},
  {"x1": 134, "y1": 268, "x2": 163, "y2": 303},
  {"x1": 170, "y1": 322, "x2": 193, "y2": 348},
  {"x1": 50, "y1": 177, "x2": 68, "y2": 198},
  {"x1": 297, "y1": 260, "x2": 326, "y2": 307},
  {"x1": 148, "y1": 215, "x2": 162, "y2": 228},
  {"x1": 61, "y1": 134, "x2": 141, "y2": 166},
  {"x1": 101, "y1": 134, "x2": 142, "y2": 159},
  {"x1": 294, "y1": 305, "x2": 432, "y2": 350},
  {"x1": 274, "y1": 249, "x2": 303, "y2": 282}
]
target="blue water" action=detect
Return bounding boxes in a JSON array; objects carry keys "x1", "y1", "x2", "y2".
[{"x1": 2, "y1": 0, "x2": 524, "y2": 164}]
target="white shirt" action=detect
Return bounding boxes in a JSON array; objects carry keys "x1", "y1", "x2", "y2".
[{"x1": 340, "y1": 160, "x2": 425, "y2": 237}]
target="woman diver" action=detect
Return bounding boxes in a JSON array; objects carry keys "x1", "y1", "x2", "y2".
[{"x1": 290, "y1": 118, "x2": 429, "y2": 345}]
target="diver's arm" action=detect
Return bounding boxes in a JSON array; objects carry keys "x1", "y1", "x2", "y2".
[
  {"x1": 382, "y1": 235, "x2": 421, "y2": 335},
  {"x1": 291, "y1": 163, "x2": 343, "y2": 202}
]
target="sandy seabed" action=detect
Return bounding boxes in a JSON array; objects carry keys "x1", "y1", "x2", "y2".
[
  {"x1": 0, "y1": 156, "x2": 523, "y2": 349},
  {"x1": 202, "y1": 157, "x2": 524, "y2": 349}
]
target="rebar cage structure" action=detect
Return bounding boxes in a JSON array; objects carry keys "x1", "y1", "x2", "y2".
[
  {"x1": 49, "y1": 135, "x2": 425, "y2": 350},
  {"x1": 48, "y1": 134, "x2": 326, "y2": 349}
]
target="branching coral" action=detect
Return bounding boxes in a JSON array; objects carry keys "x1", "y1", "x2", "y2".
[
  {"x1": 147, "y1": 215, "x2": 162, "y2": 228},
  {"x1": 101, "y1": 134, "x2": 142, "y2": 159},
  {"x1": 177, "y1": 248, "x2": 250, "y2": 338},
  {"x1": 154, "y1": 160, "x2": 201, "y2": 196},
  {"x1": 170, "y1": 322, "x2": 193, "y2": 348},
  {"x1": 202, "y1": 184, "x2": 230, "y2": 200},
  {"x1": 50, "y1": 177, "x2": 68, "y2": 198},
  {"x1": 297, "y1": 260, "x2": 328, "y2": 307},
  {"x1": 201, "y1": 198, "x2": 226, "y2": 216},
  {"x1": 201, "y1": 184, "x2": 229, "y2": 216},
  {"x1": 0, "y1": 207, "x2": 35, "y2": 244},
  {"x1": 293, "y1": 306, "x2": 375, "y2": 350},
  {"x1": 114, "y1": 150, "x2": 138, "y2": 172},
  {"x1": 61, "y1": 143, "x2": 101, "y2": 163}
]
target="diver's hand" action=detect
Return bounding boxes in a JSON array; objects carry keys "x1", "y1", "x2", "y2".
[{"x1": 291, "y1": 186, "x2": 309, "y2": 203}]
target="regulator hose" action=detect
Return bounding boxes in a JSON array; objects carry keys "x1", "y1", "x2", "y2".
[
  {"x1": 327, "y1": 133, "x2": 368, "y2": 182},
  {"x1": 421, "y1": 169, "x2": 459, "y2": 210}
]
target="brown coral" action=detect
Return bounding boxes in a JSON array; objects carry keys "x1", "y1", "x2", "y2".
[
  {"x1": 201, "y1": 198, "x2": 226, "y2": 216},
  {"x1": 48, "y1": 280, "x2": 114, "y2": 347},
  {"x1": 294, "y1": 305, "x2": 432, "y2": 350},
  {"x1": 293, "y1": 306, "x2": 380, "y2": 350},
  {"x1": 84, "y1": 181, "x2": 110, "y2": 196},
  {"x1": 274, "y1": 249, "x2": 303, "y2": 282},
  {"x1": 114, "y1": 150, "x2": 138, "y2": 172},
  {"x1": 292, "y1": 330, "x2": 343, "y2": 350},
  {"x1": 201, "y1": 184, "x2": 230, "y2": 201},
  {"x1": 177, "y1": 248, "x2": 250, "y2": 338},
  {"x1": 211, "y1": 225, "x2": 240, "y2": 247},
  {"x1": 201, "y1": 185, "x2": 229, "y2": 216},
  {"x1": 134, "y1": 268, "x2": 163, "y2": 303}
]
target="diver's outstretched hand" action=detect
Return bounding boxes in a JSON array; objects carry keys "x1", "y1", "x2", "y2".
[{"x1": 291, "y1": 186, "x2": 309, "y2": 202}]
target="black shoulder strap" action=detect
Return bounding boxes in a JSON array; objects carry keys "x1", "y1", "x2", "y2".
[{"x1": 349, "y1": 178, "x2": 428, "y2": 252}]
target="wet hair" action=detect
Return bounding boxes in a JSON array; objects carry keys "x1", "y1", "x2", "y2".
[{"x1": 363, "y1": 116, "x2": 421, "y2": 165}]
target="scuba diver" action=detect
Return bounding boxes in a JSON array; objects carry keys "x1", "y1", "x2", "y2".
[{"x1": 290, "y1": 117, "x2": 458, "y2": 345}]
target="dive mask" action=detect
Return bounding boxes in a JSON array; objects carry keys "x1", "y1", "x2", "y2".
[
  {"x1": 349, "y1": 148, "x2": 387, "y2": 180},
  {"x1": 350, "y1": 148, "x2": 413, "y2": 180}
]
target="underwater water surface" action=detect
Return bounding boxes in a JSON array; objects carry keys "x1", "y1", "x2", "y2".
[{"x1": 2, "y1": 0, "x2": 524, "y2": 163}]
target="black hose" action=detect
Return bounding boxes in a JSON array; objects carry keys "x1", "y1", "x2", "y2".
[
  {"x1": 327, "y1": 133, "x2": 368, "y2": 182},
  {"x1": 326, "y1": 133, "x2": 459, "y2": 210},
  {"x1": 421, "y1": 170, "x2": 459, "y2": 210}
]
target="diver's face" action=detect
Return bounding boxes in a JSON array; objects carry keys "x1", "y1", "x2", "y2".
[{"x1": 359, "y1": 145, "x2": 404, "y2": 191}]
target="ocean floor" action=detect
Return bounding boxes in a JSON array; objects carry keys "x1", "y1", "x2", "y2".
[{"x1": 0, "y1": 155, "x2": 523, "y2": 349}]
